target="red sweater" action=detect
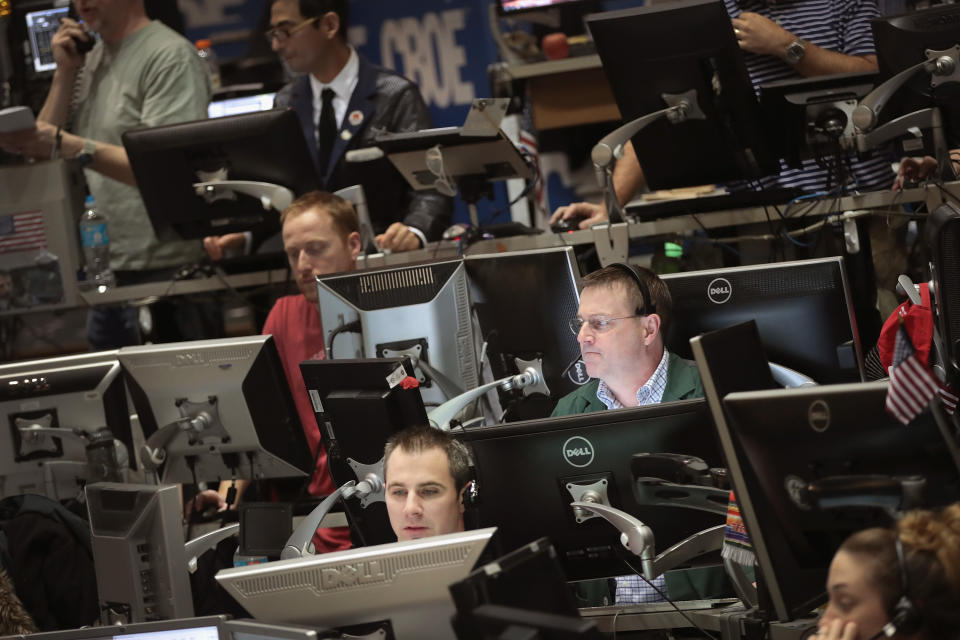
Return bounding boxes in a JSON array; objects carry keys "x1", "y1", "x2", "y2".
[{"x1": 263, "y1": 294, "x2": 350, "y2": 552}]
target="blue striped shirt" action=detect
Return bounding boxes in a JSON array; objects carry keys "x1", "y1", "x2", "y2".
[{"x1": 725, "y1": 0, "x2": 893, "y2": 191}]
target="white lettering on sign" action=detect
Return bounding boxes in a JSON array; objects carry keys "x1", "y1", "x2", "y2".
[{"x1": 379, "y1": 9, "x2": 475, "y2": 109}]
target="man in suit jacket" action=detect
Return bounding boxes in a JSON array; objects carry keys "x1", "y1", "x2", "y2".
[{"x1": 270, "y1": 0, "x2": 450, "y2": 251}]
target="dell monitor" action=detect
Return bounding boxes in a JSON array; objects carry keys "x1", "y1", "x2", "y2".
[
  {"x1": 662, "y1": 257, "x2": 864, "y2": 384},
  {"x1": 207, "y1": 86, "x2": 278, "y2": 119},
  {"x1": 24, "y1": 7, "x2": 68, "y2": 74},
  {"x1": 122, "y1": 109, "x2": 318, "y2": 239},
  {"x1": 299, "y1": 357, "x2": 428, "y2": 547},
  {"x1": 587, "y1": 0, "x2": 778, "y2": 190},
  {"x1": 118, "y1": 335, "x2": 312, "y2": 485},
  {"x1": 216, "y1": 528, "x2": 496, "y2": 640},
  {"x1": 0, "y1": 616, "x2": 227, "y2": 640},
  {"x1": 457, "y1": 400, "x2": 727, "y2": 582},
  {"x1": 927, "y1": 201, "x2": 960, "y2": 386},
  {"x1": 759, "y1": 72, "x2": 878, "y2": 170},
  {"x1": 719, "y1": 381, "x2": 960, "y2": 622},
  {"x1": 316, "y1": 258, "x2": 479, "y2": 409},
  {"x1": 450, "y1": 537, "x2": 601, "y2": 639},
  {"x1": 0, "y1": 350, "x2": 134, "y2": 500},
  {"x1": 497, "y1": 0, "x2": 593, "y2": 15},
  {"x1": 464, "y1": 247, "x2": 583, "y2": 419},
  {"x1": 871, "y1": 4, "x2": 960, "y2": 141},
  {"x1": 86, "y1": 483, "x2": 195, "y2": 624}
]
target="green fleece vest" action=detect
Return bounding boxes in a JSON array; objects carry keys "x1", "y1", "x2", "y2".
[{"x1": 551, "y1": 352, "x2": 704, "y2": 417}]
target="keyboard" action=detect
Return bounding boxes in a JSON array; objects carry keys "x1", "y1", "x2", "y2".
[{"x1": 625, "y1": 187, "x2": 806, "y2": 222}]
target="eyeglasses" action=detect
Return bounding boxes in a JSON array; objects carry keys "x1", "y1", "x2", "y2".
[
  {"x1": 265, "y1": 16, "x2": 319, "y2": 44},
  {"x1": 568, "y1": 315, "x2": 641, "y2": 336}
]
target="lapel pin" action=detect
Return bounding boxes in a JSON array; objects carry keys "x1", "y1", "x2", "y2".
[
  {"x1": 341, "y1": 130, "x2": 352, "y2": 141},
  {"x1": 348, "y1": 110, "x2": 364, "y2": 126}
]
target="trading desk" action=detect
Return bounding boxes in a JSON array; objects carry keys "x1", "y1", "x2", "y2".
[{"x1": 468, "y1": 181, "x2": 949, "y2": 265}]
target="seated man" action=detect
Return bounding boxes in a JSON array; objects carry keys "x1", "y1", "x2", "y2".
[
  {"x1": 553, "y1": 263, "x2": 705, "y2": 604},
  {"x1": 193, "y1": 190, "x2": 361, "y2": 552},
  {"x1": 553, "y1": 263, "x2": 702, "y2": 417},
  {"x1": 383, "y1": 425, "x2": 472, "y2": 541}
]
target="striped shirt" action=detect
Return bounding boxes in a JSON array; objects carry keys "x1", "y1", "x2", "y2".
[{"x1": 725, "y1": 0, "x2": 893, "y2": 191}]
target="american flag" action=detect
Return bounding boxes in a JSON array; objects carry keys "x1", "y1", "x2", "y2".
[
  {"x1": 0, "y1": 211, "x2": 46, "y2": 255},
  {"x1": 886, "y1": 321, "x2": 948, "y2": 424}
]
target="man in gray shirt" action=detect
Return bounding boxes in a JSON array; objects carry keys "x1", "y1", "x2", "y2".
[{"x1": 0, "y1": 0, "x2": 211, "y2": 348}]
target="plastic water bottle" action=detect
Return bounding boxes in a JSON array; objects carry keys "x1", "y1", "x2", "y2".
[
  {"x1": 79, "y1": 195, "x2": 115, "y2": 290},
  {"x1": 195, "y1": 39, "x2": 222, "y2": 91}
]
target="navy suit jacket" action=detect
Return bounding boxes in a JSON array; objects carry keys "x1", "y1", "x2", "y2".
[{"x1": 275, "y1": 55, "x2": 452, "y2": 242}]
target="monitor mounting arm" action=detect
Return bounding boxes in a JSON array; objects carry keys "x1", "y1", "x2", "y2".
[
  {"x1": 140, "y1": 397, "x2": 230, "y2": 471},
  {"x1": 570, "y1": 501, "x2": 725, "y2": 580},
  {"x1": 194, "y1": 179, "x2": 295, "y2": 214},
  {"x1": 427, "y1": 362, "x2": 549, "y2": 430},
  {"x1": 281, "y1": 477, "x2": 383, "y2": 559},
  {"x1": 592, "y1": 90, "x2": 705, "y2": 223},
  {"x1": 853, "y1": 46, "x2": 960, "y2": 181}
]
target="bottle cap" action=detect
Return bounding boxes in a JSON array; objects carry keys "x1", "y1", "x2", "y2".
[
  {"x1": 85, "y1": 195, "x2": 95, "y2": 206},
  {"x1": 195, "y1": 39, "x2": 212, "y2": 50}
]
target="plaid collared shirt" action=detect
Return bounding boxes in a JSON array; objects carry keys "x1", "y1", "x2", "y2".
[
  {"x1": 596, "y1": 349, "x2": 670, "y2": 409},
  {"x1": 596, "y1": 349, "x2": 672, "y2": 604}
]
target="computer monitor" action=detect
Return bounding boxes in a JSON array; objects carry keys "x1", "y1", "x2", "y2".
[
  {"x1": 457, "y1": 400, "x2": 726, "y2": 582},
  {"x1": 587, "y1": 0, "x2": 778, "y2": 190},
  {"x1": 0, "y1": 350, "x2": 134, "y2": 500},
  {"x1": 464, "y1": 247, "x2": 583, "y2": 419},
  {"x1": 207, "y1": 87, "x2": 278, "y2": 119},
  {"x1": 24, "y1": 7, "x2": 68, "y2": 74},
  {"x1": 759, "y1": 72, "x2": 877, "y2": 170},
  {"x1": 0, "y1": 616, "x2": 227, "y2": 640},
  {"x1": 450, "y1": 537, "x2": 600, "y2": 639},
  {"x1": 497, "y1": 0, "x2": 592, "y2": 15},
  {"x1": 216, "y1": 528, "x2": 496, "y2": 640},
  {"x1": 299, "y1": 358, "x2": 428, "y2": 547},
  {"x1": 223, "y1": 620, "x2": 321, "y2": 640},
  {"x1": 927, "y1": 201, "x2": 960, "y2": 386},
  {"x1": 122, "y1": 109, "x2": 318, "y2": 239},
  {"x1": 718, "y1": 382, "x2": 960, "y2": 622},
  {"x1": 118, "y1": 335, "x2": 312, "y2": 485},
  {"x1": 871, "y1": 4, "x2": 960, "y2": 138},
  {"x1": 316, "y1": 259, "x2": 479, "y2": 409},
  {"x1": 86, "y1": 483, "x2": 195, "y2": 624},
  {"x1": 662, "y1": 257, "x2": 864, "y2": 384}
]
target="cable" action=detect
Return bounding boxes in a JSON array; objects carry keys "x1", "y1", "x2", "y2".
[
  {"x1": 616, "y1": 549, "x2": 721, "y2": 640},
  {"x1": 327, "y1": 319, "x2": 361, "y2": 360}
]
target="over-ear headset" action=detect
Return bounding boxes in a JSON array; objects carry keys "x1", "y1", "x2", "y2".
[
  {"x1": 870, "y1": 537, "x2": 922, "y2": 639},
  {"x1": 608, "y1": 262, "x2": 657, "y2": 317}
]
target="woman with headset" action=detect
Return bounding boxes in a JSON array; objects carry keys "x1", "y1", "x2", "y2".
[{"x1": 815, "y1": 502, "x2": 960, "y2": 639}]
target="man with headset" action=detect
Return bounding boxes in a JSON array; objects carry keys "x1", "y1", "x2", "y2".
[
  {"x1": 383, "y1": 425, "x2": 474, "y2": 541},
  {"x1": 552, "y1": 263, "x2": 703, "y2": 417},
  {"x1": 552, "y1": 263, "x2": 705, "y2": 605}
]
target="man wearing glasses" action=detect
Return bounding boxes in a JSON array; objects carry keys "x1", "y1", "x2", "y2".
[
  {"x1": 266, "y1": 0, "x2": 450, "y2": 252},
  {"x1": 553, "y1": 263, "x2": 705, "y2": 607},
  {"x1": 552, "y1": 263, "x2": 703, "y2": 416}
]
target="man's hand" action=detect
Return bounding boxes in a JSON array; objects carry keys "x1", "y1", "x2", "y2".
[
  {"x1": 203, "y1": 233, "x2": 246, "y2": 261},
  {"x1": 732, "y1": 12, "x2": 795, "y2": 59},
  {"x1": 376, "y1": 222, "x2": 421, "y2": 252},
  {"x1": 186, "y1": 489, "x2": 228, "y2": 518},
  {"x1": 549, "y1": 201, "x2": 608, "y2": 230},
  {"x1": 50, "y1": 18, "x2": 91, "y2": 73},
  {"x1": 893, "y1": 155, "x2": 940, "y2": 190},
  {"x1": 0, "y1": 121, "x2": 58, "y2": 160}
]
